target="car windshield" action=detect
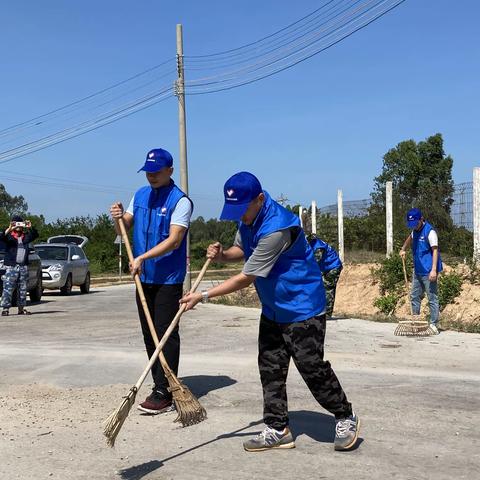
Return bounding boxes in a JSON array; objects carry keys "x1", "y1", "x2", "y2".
[{"x1": 36, "y1": 246, "x2": 68, "y2": 261}]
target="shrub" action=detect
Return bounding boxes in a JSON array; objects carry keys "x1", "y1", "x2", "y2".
[
  {"x1": 438, "y1": 272, "x2": 462, "y2": 310},
  {"x1": 373, "y1": 294, "x2": 400, "y2": 316}
]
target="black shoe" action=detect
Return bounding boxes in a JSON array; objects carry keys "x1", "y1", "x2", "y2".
[
  {"x1": 18, "y1": 307, "x2": 31, "y2": 315},
  {"x1": 1, "y1": 309, "x2": 9, "y2": 316}
]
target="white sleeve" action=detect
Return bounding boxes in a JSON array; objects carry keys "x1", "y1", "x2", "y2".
[
  {"x1": 428, "y1": 230, "x2": 438, "y2": 247},
  {"x1": 126, "y1": 196, "x2": 135, "y2": 215},
  {"x1": 170, "y1": 197, "x2": 192, "y2": 228}
]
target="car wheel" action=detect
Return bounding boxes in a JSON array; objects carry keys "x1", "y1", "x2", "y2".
[
  {"x1": 80, "y1": 272, "x2": 90, "y2": 294},
  {"x1": 60, "y1": 274, "x2": 73, "y2": 295},
  {"x1": 29, "y1": 274, "x2": 42, "y2": 302}
]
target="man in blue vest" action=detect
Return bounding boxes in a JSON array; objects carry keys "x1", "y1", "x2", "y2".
[
  {"x1": 400, "y1": 208, "x2": 442, "y2": 334},
  {"x1": 308, "y1": 234, "x2": 343, "y2": 319},
  {"x1": 180, "y1": 172, "x2": 359, "y2": 452},
  {"x1": 109, "y1": 148, "x2": 193, "y2": 414}
]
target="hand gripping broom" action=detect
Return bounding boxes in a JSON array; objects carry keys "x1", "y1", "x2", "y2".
[
  {"x1": 394, "y1": 256, "x2": 434, "y2": 336},
  {"x1": 103, "y1": 219, "x2": 209, "y2": 446}
]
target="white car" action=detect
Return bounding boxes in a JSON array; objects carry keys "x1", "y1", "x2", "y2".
[{"x1": 36, "y1": 235, "x2": 90, "y2": 295}]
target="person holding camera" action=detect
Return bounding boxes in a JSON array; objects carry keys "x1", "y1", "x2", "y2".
[{"x1": 1, "y1": 215, "x2": 38, "y2": 316}]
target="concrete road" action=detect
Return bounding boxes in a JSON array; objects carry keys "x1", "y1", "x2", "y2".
[{"x1": 0, "y1": 284, "x2": 479, "y2": 480}]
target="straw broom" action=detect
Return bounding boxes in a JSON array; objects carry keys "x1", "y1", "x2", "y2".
[
  {"x1": 394, "y1": 256, "x2": 435, "y2": 336},
  {"x1": 104, "y1": 256, "x2": 210, "y2": 447},
  {"x1": 104, "y1": 219, "x2": 209, "y2": 446}
]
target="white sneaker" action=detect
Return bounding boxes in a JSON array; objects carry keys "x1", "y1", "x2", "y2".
[{"x1": 430, "y1": 324, "x2": 439, "y2": 335}]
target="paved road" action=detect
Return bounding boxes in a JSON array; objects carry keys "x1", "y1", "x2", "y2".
[{"x1": 0, "y1": 284, "x2": 479, "y2": 480}]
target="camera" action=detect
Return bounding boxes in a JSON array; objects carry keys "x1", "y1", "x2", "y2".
[{"x1": 14, "y1": 222, "x2": 26, "y2": 228}]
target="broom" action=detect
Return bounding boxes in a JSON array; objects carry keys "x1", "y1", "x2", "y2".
[
  {"x1": 104, "y1": 256, "x2": 210, "y2": 447},
  {"x1": 394, "y1": 256, "x2": 434, "y2": 336}
]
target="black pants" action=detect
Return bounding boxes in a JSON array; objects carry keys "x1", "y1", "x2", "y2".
[
  {"x1": 136, "y1": 283, "x2": 183, "y2": 395},
  {"x1": 258, "y1": 314, "x2": 352, "y2": 430}
]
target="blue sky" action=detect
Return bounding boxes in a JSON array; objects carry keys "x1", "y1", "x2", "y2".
[{"x1": 1, "y1": 0, "x2": 479, "y2": 222}]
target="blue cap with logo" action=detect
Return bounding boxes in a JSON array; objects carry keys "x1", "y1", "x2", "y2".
[
  {"x1": 220, "y1": 172, "x2": 263, "y2": 221},
  {"x1": 137, "y1": 148, "x2": 173, "y2": 173},
  {"x1": 406, "y1": 208, "x2": 422, "y2": 229}
]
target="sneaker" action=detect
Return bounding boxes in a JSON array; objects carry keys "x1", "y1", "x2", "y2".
[
  {"x1": 243, "y1": 426, "x2": 295, "y2": 452},
  {"x1": 334, "y1": 412, "x2": 360, "y2": 451},
  {"x1": 1, "y1": 309, "x2": 9, "y2": 317},
  {"x1": 17, "y1": 307, "x2": 31, "y2": 315},
  {"x1": 137, "y1": 390, "x2": 175, "y2": 415},
  {"x1": 429, "y1": 324, "x2": 439, "y2": 335}
]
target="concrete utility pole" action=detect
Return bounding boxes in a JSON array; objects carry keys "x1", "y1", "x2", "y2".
[
  {"x1": 311, "y1": 201, "x2": 317, "y2": 234},
  {"x1": 474, "y1": 168, "x2": 480, "y2": 261},
  {"x1": 386, "y1": 181, "x2": 393, "y2": 257},
  {"x1": 176, "y1": 24, "x2": 191, "y2": 290},
  {"x1": 299, "y1": 206, "x2": 303, "y2": 228},
  {"x1": 337, "y1": 189, "x2": 344, "y2": 263}
]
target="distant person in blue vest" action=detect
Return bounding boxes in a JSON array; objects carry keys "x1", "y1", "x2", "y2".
[
  {"x1": 109, "y1": 148, "x2": 193, "y2": 414},
  {"x1": 307, "y1": 234, "x2": 343, "y2": 319},
  {"x1": 399, "y1": 208, "x2": 442, "y2": 335},
  {"x1": 180, "y1": 172, "x2": 359, "y2": 453}
]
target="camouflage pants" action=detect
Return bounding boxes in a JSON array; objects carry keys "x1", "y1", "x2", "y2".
[
  {"x1": 1, "y1": 265, "x2": 28, "y2": 308},
  {"x1": 258, "y1": 314, "x2": 352, "y2": 430},
  {"x1": 323, "y1": 267, "x2": 342, "y2": 317}
]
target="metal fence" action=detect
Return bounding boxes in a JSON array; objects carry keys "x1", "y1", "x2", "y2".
[
  {"x1": 451, "y1": 182, "x2": 473, "y2": 230},
  {"x1": 315, "y1": 182, "x2": 473, "y2": 231}
]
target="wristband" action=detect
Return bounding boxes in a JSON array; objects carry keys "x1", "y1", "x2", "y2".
[{"x1": 201, "y1": 291, "x2": 209, "y2": 304}]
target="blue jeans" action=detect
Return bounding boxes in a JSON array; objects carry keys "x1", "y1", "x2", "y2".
[{"x1": 411, "y1": 273, "x2": 439, "y2": 325}]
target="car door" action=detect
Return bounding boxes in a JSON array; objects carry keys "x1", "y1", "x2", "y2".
[
  {"x1": 70, "y1": 246, "x2": 83, "y2": 285},
  {"x1": 75, "y1": 246, "x2": 89, "y2": 282}
]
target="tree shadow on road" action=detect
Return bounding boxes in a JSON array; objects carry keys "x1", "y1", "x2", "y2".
[{"x1": 180, "y1": 374, "x2": 237, "y2": 399}]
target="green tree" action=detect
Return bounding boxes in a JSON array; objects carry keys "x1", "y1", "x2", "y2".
[
  {"x1": 0, "y1": 183, "x2": 29, "y2": 218},
  {"x1": 370, "y1": 133, "x2": 455, "y2": 250}
]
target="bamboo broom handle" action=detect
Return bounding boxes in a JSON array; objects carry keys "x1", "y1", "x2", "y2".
[
  {"x1": 134, "y1": 258, "x2": 211, "y2": 390},
  {"x1": 401, "y1": 255, "x2": 414, "y2": 316},
  {"x1": 117, "y1": 217, "x2": 161, "y2": 346}
]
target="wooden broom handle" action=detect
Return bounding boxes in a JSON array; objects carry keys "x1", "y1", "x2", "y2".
[
  {"x1": 134, "y1": 257, "x2": 211, "y2": 390},
  {"x1": 117, "y1": 217, "x2": 161, "y2": 346},
  {"x1": 401, "y1": 255, "x2": 414, "y2": 316}
]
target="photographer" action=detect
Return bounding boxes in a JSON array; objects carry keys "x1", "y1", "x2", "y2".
[{"x1": 1, "y1": 215, "x2": 38, "y2": 316}]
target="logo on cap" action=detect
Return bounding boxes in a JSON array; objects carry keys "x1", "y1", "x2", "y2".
[{"x1": 227, "y1": 189, "x2": 235, "y2": 197}]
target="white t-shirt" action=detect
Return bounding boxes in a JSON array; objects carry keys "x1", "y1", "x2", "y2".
[{"x1": 126, "y1": 196, "x2": 192, "y2": 228}]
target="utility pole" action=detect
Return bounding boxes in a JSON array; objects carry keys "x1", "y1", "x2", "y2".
[
  {"x1": 176, "y1": 24, "x2": 191, "y2": 290},
  {"x1": 474, "y1": 168, "x2": 480, "y2": 261},
  {"x1": 337, "y1": 189, "x2": 344, "y2": 263},
  {"x1": 386, "y1": 181, "x2": 393, "y2": 257},
  {"x1": 311, "y1": 201, "x2": 317, "y2": 234}
]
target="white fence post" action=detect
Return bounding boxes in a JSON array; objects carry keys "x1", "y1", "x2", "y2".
[
  {"x1": 311, "y1": 201, "x2": 317, "y2": 234},
  {"x1": 474, "y1": 168, "x2": 480, "y2": 261},
  {"x1": 299, "y1": 206, "x2": 303, "y2": 228},
  {"x1": 386, "y1": 181, "x2": 393, "y2": 257},
  {"x1": 337, "y1": 189, "x2": 344, "y2": 262}
]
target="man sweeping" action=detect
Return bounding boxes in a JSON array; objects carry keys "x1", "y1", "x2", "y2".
[
  {"x1": 400, "y1": 208, "x2": 442, "y2": 334},
  {"x1": 181, "y1": 172, "x2": 359, "y2": 452},
  {"x1": 109, "y1": 147, "x2": 192, "y2": 414}
]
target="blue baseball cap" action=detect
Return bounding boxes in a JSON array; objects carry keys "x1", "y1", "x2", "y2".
[
  {"x1": 137, "y1": 148, "x2": 173, "y2": 173},
  {"x1": 406, "y1": 208, "x2": 422, "y2": 229},
  {"x1": 220, "y1": 172, "x2": 263, "y2": 221}
]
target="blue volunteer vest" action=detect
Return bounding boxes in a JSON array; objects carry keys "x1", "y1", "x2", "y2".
[
  {"x1": 309, "y1": 238, "x2": 342, "y2": 272},
  {"x1": 412, "y1": 221, "x2": 443, "y2": 276},
  {"x1": 132, "y1": 181, "x2": 192, "y2": 284},
  {"x1": 239, "y1": 192, "x2": 326, "y2": 323}
]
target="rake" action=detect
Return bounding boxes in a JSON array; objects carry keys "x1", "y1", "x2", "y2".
[
  {"x1": 394, "y1": 256, "x2": 435, "y2": 336},
  {"x1": 104, "y1": 219, "x2": 209, "y2": 447}
]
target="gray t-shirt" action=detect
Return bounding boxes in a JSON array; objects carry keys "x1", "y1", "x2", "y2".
[{"x1": 234, "y1": 228, "x2": 294, "y2": 278}]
